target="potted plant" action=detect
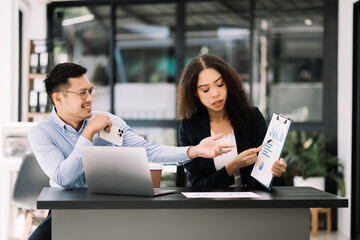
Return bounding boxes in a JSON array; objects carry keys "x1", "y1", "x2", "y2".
[{"x1": 282, "y1": 131, "x2": 345, "y2": 197}]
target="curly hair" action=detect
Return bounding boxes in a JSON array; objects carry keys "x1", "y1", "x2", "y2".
[{"x1": 177, "y1": 54, "x2": 254, "y2": 132}]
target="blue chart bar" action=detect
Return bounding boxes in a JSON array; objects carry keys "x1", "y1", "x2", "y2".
[
  {"x1": 262, "y1": 143, "x2": 273, "y2": 159},
  {"x1": 269, "y1": 128, "x2": 274, "y2": 138},
  {"x1": 269, "y1": 127, "x2": 284, "y2": 142},
  {"x1": 264, "y1": 144, "x2": 272, "y2": 152}
]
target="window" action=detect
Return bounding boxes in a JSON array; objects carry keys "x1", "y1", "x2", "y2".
[
  {"x1": 253, "y1": 0, "x2": 324, "y2": 122},
  {"x1": 46, "y1": 0, "x2": 336, "y2": 187},
  {"x1": 52, "y1": 6, "x2": 111, "y2": 112},
  {"x1": 185, "y1": 1, "x2": 251, "y2": 88}
]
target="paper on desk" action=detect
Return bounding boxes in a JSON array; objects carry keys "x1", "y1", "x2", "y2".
[{"x1": 181, "y1": 192, "x2": 261, "y2": 199}]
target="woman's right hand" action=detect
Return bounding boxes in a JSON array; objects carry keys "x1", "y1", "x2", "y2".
[{"x1": 225, "y1": 148, "x2": 261, "y2": 177}]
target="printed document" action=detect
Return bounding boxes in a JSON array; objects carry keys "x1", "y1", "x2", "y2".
[
  {"x1": 251, "y1": 113, "x2": 292, "y2": 190},
  {"x1": 181, "y1": 192, "x2": 261, "y2": 199}
]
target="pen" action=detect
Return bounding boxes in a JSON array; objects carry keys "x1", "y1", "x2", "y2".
[{"x1": 257, "y1": 139, "x2": 272, "y2": 150}]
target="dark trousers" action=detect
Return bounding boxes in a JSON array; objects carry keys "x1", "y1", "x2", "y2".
[{"x1": 29, "y1": 210, "x2": 51, "y2": 240}]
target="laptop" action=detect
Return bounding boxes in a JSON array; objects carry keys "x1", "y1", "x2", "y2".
[{"x1": 80, "y1": 146, "x2": 177, "y2": 197}]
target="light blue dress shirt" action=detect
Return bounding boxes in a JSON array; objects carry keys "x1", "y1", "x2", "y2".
[{"x1": 29, "y1": 109, "x2": 190, "y2": 189}]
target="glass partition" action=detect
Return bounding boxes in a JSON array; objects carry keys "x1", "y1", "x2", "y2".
[
  {"x1": 50, "y1": 3, "x2": 179, "y2": 161},
  {"x1": 114, "y1": 3, "x2": 176, "y2": 122},
  {"x1": 46, "y1": 0, "x2": 331, "y2": 187},
  {"x1": 185, "y1": 1, "x2": 251, "y2": 88},
  {"x1": 253, "y1": 0, "x2": 324, "y2": 122},
  {"x1": 52, "y1": 6, "x2": 111, "y2": 112}
]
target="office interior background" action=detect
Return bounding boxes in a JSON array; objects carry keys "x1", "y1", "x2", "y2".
[{"x1": 0, "y1": 0, "x2": 359, "y2": 239}]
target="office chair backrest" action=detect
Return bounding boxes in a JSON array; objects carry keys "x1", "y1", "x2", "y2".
[{"x1": 13, "y1": 153, "x2": 50, "y2": 210}]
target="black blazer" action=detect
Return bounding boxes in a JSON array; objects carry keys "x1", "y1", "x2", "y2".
[{"x1": 179, "y1": 107, "x2": 267, "y2": 188}]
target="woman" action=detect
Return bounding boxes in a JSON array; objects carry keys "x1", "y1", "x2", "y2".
[{"x1": 177, "y1": 54, "x2": 286, "y2": 187}]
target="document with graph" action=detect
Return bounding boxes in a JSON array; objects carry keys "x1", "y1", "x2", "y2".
[{"x1": 251, "y1": 113, "x2": 292, "y2": 190}]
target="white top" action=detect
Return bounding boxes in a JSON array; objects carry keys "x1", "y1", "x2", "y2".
[{"x1": 211, "y1": 130, "x2": 242, "y2": 187}]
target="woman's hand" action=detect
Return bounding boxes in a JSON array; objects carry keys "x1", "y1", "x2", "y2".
[
  {"x1": 272, "y1": 158, "x2": 287, "y2": 177},
  {"x1": 225, "y1": 148, "x2": 261, "y2": 176}
]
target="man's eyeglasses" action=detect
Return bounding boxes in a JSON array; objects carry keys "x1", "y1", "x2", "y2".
[{"x1": 59, "y1": 86, "x2": 97, "y2": 100}]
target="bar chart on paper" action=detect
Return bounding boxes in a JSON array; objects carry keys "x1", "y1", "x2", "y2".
[
  {"x1": 261, "y1": 142, "x2": 274, "y2": 159},
  {"x1": 268, "y1": 125, "x2": 286, "y2": 143},
  {"x1": 251, "y1": 113, "x2": 292, "y2": 189}
]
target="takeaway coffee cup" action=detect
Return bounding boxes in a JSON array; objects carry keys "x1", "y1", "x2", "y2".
[{"x1": 149, "y1": 163, "x2": 163, "y2": 188}]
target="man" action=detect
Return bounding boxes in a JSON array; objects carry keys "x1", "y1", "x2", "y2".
[{"x1": 28, "y1": 63, "x2": 233, "y2": 239}]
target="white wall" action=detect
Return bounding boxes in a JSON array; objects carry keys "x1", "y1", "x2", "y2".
[
  {"x1": 20, "y1": 0, "x2": 47, "y2": 121},
  {"x1": 0, "y1": 3, "x2": 17, "y2": 239},
  {"x1": 0, "y1": 1, "x2": 47, "y2": 239},
  {"x1": 338, "y1": 0, "x2": 357, "y2": 238},
  {"x1": 0, "y1": 0, "x2": 18, "y2": 124},
  {"x1": 0, "y1": 0, "x2": 46, "y2": 124}
]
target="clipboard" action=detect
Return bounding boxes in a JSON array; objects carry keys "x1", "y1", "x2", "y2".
[{"x1": 250, "y1": 113, "x2": 292, "y2": 190}]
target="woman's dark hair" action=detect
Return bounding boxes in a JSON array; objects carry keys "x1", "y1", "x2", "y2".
[
  {"x1": 44, "y1": 62, "x2": 87, "y2": 101},
  {"x1": 177, "y1": 54, "x2": 254, "y2": 132}
]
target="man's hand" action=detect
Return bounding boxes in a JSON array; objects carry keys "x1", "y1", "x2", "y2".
[
  {"x1": 82, "y1": 114, "x2": 112, "y2": 141},
  {"x1": 272, "y1": 158, "x2": 287, "y2": 177},
  {"x1": 187, "y1": 134, "x2": 235, "y2": 159}
]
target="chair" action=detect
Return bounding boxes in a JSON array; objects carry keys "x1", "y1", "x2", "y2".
[
  {"x1": 12, "y1": 153, "x2": 50, "y2": 240},
  {"x1": 310, "y1": 207, "x2": 332, "y2": 237}
]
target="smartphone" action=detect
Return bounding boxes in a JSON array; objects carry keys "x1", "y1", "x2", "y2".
[{"x1": 99, "y1": 125, "x2": 124, "y2": 146}]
